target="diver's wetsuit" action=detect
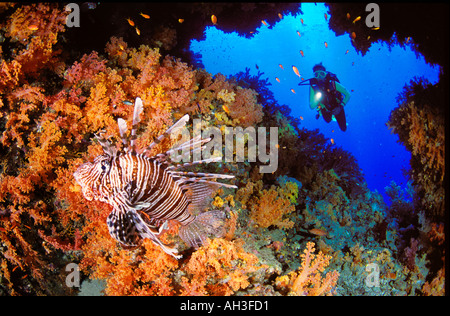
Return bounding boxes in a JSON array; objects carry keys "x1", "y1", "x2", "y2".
[{"x1": 310, "y1": 72, "x2": 348, "y2": 132}]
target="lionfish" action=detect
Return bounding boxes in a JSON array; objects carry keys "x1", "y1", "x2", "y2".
[{"x1": 73, "y1": 97, "x2": 237, "y2": 259}]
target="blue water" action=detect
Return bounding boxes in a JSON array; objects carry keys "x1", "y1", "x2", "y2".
[{"x1": 190, "y1": 3, "x2": 441, "y2": 203}]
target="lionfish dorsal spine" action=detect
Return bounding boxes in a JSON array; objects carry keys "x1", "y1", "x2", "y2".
[
  {"x1": 129, "y1": 97, "x2": 144, "y2": 154},
  {"x1": 165, "y1": 156, "x2": 223, "y2": 170},
  {"x1": 142, "y1": 114, "x2": 189, "y2": 155},
  {"x1": 95, "y1": 130, "x2": 118, "y2": 157},
  {"x1": 163, "y1": 135, "x2": 211, "y2": 159},
  {"x1": 117, "y1": 118, "x2": 129, "y2": 150}
]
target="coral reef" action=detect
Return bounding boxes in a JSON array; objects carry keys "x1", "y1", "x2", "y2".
[
  {"x1": 387, "y1": 77, "x2": 445, "y2": 217},
  {"x1": 275, "y1": 242, "x2": 339, "y2": 296}
]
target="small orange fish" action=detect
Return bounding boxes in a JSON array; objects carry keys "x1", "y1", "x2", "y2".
[
  {"x1": 371, "y1": 27, "x2": 380, "y2": 31},
  {"x1": 309, "y1": 228, "x2": 328, "y2": 236},
  {"x1": 406, "y1": 36, "x2": 411, "y2": 43},
  {"x1": 135, "y1": 27, "x2": 140, "y2": 35},
  {"x1": 386, "y1": 272, "x2": 397, "y2": 280},
  {"x1": 178, "y1": 18, "x2": 184, "y2": 23},
  {"x1": 278, "y1": 13, "x2": 283, "y2": 19},
  {"x1": 330, "y1": 138, "x2": 335, "y2": 145},
  {"x1": 223, "y1": 105, "x2": 229, "y2": 113},
  {"x1": 324, "y1": 13, "x2": 328, "y2": 21},
  {"x1": 275, "y1": 77, "x2": 280, "y2": 83},
  {"x1": 300, "y1": 50, "x2": 304, "y2": 57},
  {"x1": 300, "y1": 116, "x2": 304, "y2": 120},
  {"x1": 262, "y1": 20, "x2": 268, "y2": 26},
  {"x1": 211, "y1": 15, "x2": 217, "y2": 25},
  {"x1": 28, "y1": 25, "x2": 38, "y2": 31},
  {"x1": 345, "y1": 49, "x2": 349, "y2": 54},
  {"x1": 297, "y1": 30, "x2": 301, "y2": 37},
  {"x1": 351, "y1": 31, "x2": 356, "y2": 40},
  {"x1": 292, "y1": 65, "x2": 301, "y2": 78},
  {"x1": 290, "y1": 88, "x2": 296, "y2": 94},
  {"x1": 140, "y1": 12, "x2": 150, "y2": 19},
  {"x1": 324, "y1": 41, "x2": 328, "y2": 48},
  {"x1": 300, "y1": 18, "x2": 304, "y2": 25},
  {"x1": 279, "y1": 64, "x2": 284, "y2": 70},
  {"x1": 127, "y1": 18, "x2": 135, "y2": 27},
  {"x1": 352, "y1": 16, "x2": 361, "y2": 24},
  {"x1": 346, "y1": 13, "x2": 351, "y2": 20}
]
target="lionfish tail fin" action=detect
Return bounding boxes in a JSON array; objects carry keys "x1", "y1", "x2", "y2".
[{"x1": 179, "y1": 210, "x2": 226, "y2": 248}]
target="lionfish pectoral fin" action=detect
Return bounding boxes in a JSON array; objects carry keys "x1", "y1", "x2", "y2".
[
  {"x1": 178, "y1": 210, "x2": 226, "y2": 248},
  {"x1": 182, "y1": 182, "x2": 217, "y2": 213},
  {"x1": 106, "y1": 210, "x2": 140, "y2": 246},
  {"x1": 131, "y1": 210, "x2": 182, "y2": 259},
  {"x1": 138, "y1": 226, "x2": 182, "y2": 259}
]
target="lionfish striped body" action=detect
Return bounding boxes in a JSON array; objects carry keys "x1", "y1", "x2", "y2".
[{"x1": 74, "y1": 97, "x2": 236, "y2": 258}]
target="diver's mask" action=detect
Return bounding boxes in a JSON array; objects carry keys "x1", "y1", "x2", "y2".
[{"x1": 314, "y1": 70, "x2": 327, "y2": 80}]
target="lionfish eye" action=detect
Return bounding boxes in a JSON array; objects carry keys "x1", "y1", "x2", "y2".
[{"x1": 101, "y1": 160, "x2": 108, "y2": 171}]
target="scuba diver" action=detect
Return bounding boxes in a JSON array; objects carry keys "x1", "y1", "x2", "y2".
[{"x1": 299, "y1": 63, "x2": 351, "y2": 131}]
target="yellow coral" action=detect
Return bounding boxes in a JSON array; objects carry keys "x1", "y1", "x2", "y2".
[
  {"x1": 249, "y1": 185, "x2": 295, "y2": 229},
  {"x1": 212, "y1": 196, "x2": 224, "y2": 208},
  {"x1": 217, "y1": 89, "x2": 236, "y2": 103}
]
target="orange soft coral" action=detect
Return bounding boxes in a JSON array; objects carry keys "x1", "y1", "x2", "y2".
[
  {"x1": 388, "y1": 88, "x2": 445, "y2": 217},
  {"x1": 180, "y1": 238, "x2": 265, "y2": 295},
  {"x1": 249, "y1": 181, "x2": 297, "y2": 229},
  {"x1": 5, "y1": 3, "x2": 67, "y2": 76},
  {"x1": 275, "y1": 242, "x2": 340, "y2": 296},
  {"x1": 0, "y1": 10, "x2": 268, "y2": 292},
  {"x1": 0, "y1": 60, "x2": 22, "y2": 93},
  {"x1": 192, "y1": 71, "x2": 264, "y2": 127}
]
